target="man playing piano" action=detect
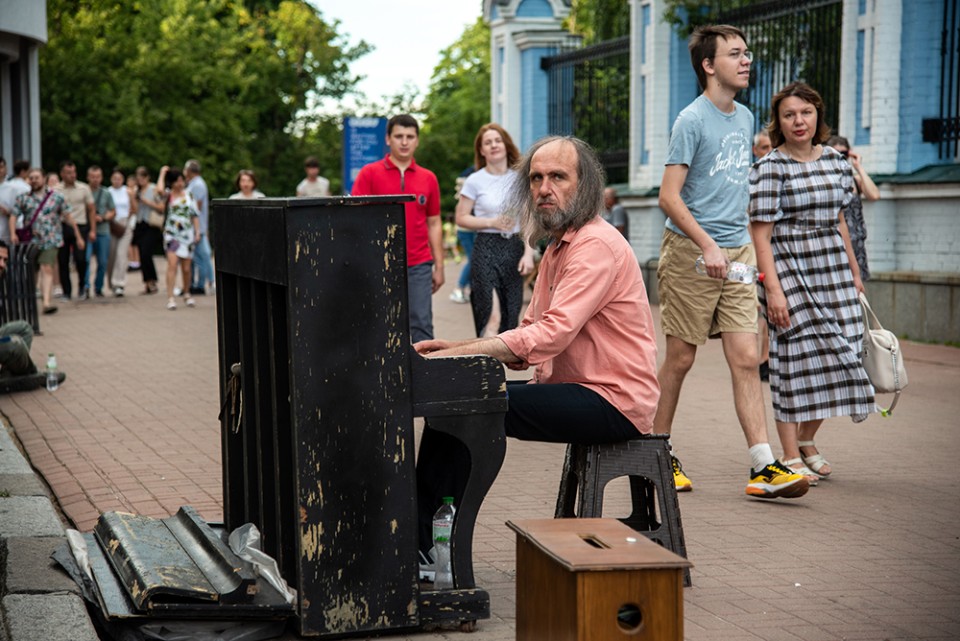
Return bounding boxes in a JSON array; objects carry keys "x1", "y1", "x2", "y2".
[{"x1": 415, "y1": 136, "x2": 660, "y2": 561}]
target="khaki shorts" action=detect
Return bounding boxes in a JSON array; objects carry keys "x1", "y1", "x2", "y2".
[
  {"x1": 657, "y1": 229, "x2": 758, "y2": 345},
  {"x1": 37, "y1": 248, "x2": 59, "y2": 266}
]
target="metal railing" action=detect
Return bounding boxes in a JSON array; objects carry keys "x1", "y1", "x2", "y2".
[
  {"x1": 720, "y1": 0, "x2": 843, "y2": 135},
  {"x1": 0, "y1": 243, "x2": 40, "y2": 333},
  {"x1": 922, "y1": 0, "x2": 960, "y2": 159},
  {"x1": 542, "y1": 36, "x2": 630, "y2": 183}
]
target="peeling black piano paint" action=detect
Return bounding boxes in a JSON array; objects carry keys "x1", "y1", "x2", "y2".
[{"x1": 211, "y1": 196, "x2": 507, "y2": 637}]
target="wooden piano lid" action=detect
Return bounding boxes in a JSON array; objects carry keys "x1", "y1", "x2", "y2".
[{"x1": 507, "y1": 518, "x2": 692, "y2": 572}]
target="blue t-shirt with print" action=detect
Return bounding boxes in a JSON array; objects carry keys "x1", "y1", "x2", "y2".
[{"x1": 664, "y1": 94, "x2": 754, "y2": 247}]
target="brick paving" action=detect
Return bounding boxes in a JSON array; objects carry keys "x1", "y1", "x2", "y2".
[{"x1": 2, "y1": 258, "x2": 959, "y2": 640}]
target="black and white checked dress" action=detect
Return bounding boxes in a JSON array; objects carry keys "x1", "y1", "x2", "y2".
[{"x1": 749, "y1": 146, "x2": 875, "y2": 423}]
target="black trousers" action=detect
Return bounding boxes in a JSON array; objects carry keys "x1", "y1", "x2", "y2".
[
  {"x1": 135, "y1": 224, "x2": 162, "y2": 284},
  {"x1": 469, "y1": 234, "x2": 525, "y2": 337},
  {"x1": 58, "y1": 223, "x2": 89, "y2": 299},
  {"x1": 415, "y1": 381, "x2": 640, "y2": 554}
]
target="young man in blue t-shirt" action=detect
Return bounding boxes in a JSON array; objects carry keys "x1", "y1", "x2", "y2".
[{"x1": 655, "y1": 24, "x2": 808, "y2": 499}]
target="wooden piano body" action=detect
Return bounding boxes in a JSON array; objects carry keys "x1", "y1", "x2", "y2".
[{"x1": 211, "y1": 196, "x2": 507, "y2": 637}]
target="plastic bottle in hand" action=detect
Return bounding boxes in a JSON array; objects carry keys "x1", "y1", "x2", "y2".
[
  {"x1": 432, "y1": 496, "x2": 456, "y2": 590},
  {"x1": 46, "y1": 353, "x2": 59, "y2": 392},
  {"x1": 694, "y1": 255, "x2": 764, "y2": 284}
]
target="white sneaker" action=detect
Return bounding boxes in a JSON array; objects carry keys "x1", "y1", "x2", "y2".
[
  {"x1": 185, "y1": 297, "x2": 196, "y2": 308},
  {"x1": 449, "y1": 288, "x2": 469, "y2": 304},
  {"x1": 167, "y1": 298, "x2": 177, "y2": 310},
  {"x1": 173, "y1": 287, "x2": 183, "y2": 297}
]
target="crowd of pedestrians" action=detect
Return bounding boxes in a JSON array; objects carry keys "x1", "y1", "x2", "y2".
[{"x1": 0, "y1": 159, "x2": 315, "y2": 315}]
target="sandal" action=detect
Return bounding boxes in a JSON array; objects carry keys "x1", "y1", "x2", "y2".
[
  {"x1": 783, "y1": 457, "x2": 819, "y2": 486},
  {"x1": 799, "y1": 440, "x2": 831, "y2": 478},
  {"x1": 167, "y1": 298, "x2": 177, "y2": 311}
]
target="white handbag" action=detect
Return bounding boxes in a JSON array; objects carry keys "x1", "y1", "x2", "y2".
[{"x1": 859, "y1": 293, "x2": 908, "y2": 416}]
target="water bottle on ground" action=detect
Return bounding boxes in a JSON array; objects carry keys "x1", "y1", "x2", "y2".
[
  {"x1": 432, "y1": 496, "x2": 456, "y2": 590},
  {"x1": 46, "y1": 353, "x2": 59, "y2": 392},
  {"x1": 694, "y1": 255, "x2": 764, "y2": 284}
]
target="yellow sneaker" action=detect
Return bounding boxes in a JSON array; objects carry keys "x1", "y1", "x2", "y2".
[
  {"x1": 746, "y1": 460, "x2": 810, "y2": 499},
  {"x1": 671, "y1": 455, "x2": 692, "y2": 492}
]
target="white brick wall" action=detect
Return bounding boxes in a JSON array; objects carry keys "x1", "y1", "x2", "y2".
[
  {"x1": 886, "y1": 190, "x2": 960, "y2": 272},
  {"x1": 622, "y1": 187, "x2": 960, "y2": 276},
  {"x1": 866, "y1": 0, "x2": 902, "y2": 172},
  {"x1": 863, "y1": 199, "x2": 898, "y2": 272},
  {"x1": 622, "y1": 197, "x2": 666, "y2": 263}
]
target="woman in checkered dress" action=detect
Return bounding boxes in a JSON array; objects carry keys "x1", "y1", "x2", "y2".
[{"x1": 748, "y1": 82, "x2": 876, "y2": 483}]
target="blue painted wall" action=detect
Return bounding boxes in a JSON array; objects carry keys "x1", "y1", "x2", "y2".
[
  {"x1": 855, "y1": 29, "x2": 871, "y2": 146},
  {"x1": 669, "y1": 28, "x2": 699, "y2": 136},
  {"x1": 521, "y1": 46, "x2": 555, "y2": 149},
  {"x1": 516, "y1": 0, "x2": 553, "y2": 18},
  {"x1": 497, "y1": 45, "x2": 505, "y2": 124},
  {"x1": 641, "y1": 4, "x2": 650, "y2": 65},
  {"x1": 897, "y1": 0, "x2": 944, "y2": 172},
  {"x1": 639, "y1": 4, "x2": 651, "y2": 167}
]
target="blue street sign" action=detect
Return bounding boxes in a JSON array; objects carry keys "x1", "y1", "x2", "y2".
[{"x1": 343, "y1": 117, "x2": 388, "y2": 195}]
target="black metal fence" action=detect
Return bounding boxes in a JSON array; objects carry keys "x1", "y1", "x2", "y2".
[
  {"x1": 542, "y1": 36, "x2": 630, "y2": 183},
  {"x1": 922, "y1": 0, "x2": 960, "y2": 159},
  {"x1": 0, "y1": 243, "x2": 40, "y2": 333},
  {"x1": 720, "y1": 0, "x2": 843, "y2": 135}
]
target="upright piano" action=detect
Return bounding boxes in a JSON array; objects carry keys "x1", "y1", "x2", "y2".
[{"x1": 212, "y1": 196, "x2": 507, "y2": 636}]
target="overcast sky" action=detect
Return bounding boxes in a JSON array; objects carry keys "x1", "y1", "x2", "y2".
[{"x1": 314, "y1": 1, "x2": 485, "y2": 105}]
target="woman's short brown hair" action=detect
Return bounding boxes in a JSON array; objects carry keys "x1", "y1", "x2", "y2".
[
  {"x1": 234, "y1": 169, "x2": 258, "y2": 191},
  {"x1": 766, "y1": 81, "x2": 833, "y2": 147}
]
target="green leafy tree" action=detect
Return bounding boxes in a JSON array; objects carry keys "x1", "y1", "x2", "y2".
[
  {"x1": 40, "y1": 0, "x2": 367, "y2": 197},
  {"x1": 662, "y1": 0, "x2": 769, "y2": 37},
  {"x1": 416, "y1": 18, "x2": 492, "y2": 216},
  {"x1": 565, "y1": 0, "x2": 630, "y2": 44}
]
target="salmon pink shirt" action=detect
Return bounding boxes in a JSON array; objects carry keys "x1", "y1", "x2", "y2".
[{"x1": 499, "y1": 217, "x2": 660, "y2": 432}]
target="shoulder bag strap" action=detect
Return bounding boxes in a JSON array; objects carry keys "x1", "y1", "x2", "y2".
[
  {"x1": 858, "y1": 292, "x2": 883, "y2": 332},
  {"x1": 859, "y1": 292, "x2": 903, "y2": 416},
  {"x1": 27, "y1": 190, "x2": 54, "y2": 229},
  {"x1": 93, "y1": 187, "x2": 105, "y2": 212}
]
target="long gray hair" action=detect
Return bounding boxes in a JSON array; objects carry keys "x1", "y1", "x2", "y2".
[{"x1": 506, "y1": 136, "x2": 606, "y2": 245}]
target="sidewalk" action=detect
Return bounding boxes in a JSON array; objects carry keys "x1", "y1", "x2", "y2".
[{"x1": 2, "y1": 257, "x2": 959, "y2": 641}]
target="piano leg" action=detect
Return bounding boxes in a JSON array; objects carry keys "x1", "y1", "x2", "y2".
[{"x1": 416, "y1": 413, "x2": 506, "y2": 589}]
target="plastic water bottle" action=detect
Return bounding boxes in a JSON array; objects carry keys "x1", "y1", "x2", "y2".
[
  {"x1": 432, "y1": 496, "x2": 456, "y2": 590},
  {"x1": 694, "y1": 256, "x2": 764, "y2": 284},
  {"x1": 45, "y1": 353, "x2": 59, "y2": 392}
]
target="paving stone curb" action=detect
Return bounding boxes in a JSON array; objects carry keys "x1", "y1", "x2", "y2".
[{"x1": 0, "y1": 421, "x2": 98, "y2": 641}]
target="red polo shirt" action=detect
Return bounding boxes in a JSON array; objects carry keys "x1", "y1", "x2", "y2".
[{"x1": 351, "y1": 155, "x2": 441, "y2": 267}]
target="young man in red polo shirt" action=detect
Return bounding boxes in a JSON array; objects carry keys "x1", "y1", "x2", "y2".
[{"x1": 352, "y1": 114, "x2": 443, "y2": 342}]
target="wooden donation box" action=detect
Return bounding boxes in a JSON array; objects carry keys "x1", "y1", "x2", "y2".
[
  {"x1": 507, "y1": 518, "x2": 692, "y2": 641},
  {"x1": 211, "y1": 196, "x2": 507, "y2": 637}
]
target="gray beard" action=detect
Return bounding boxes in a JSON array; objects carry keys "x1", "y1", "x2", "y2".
[{"x1": 536, "y1": 205, "x2": 576, "y2": 233}]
